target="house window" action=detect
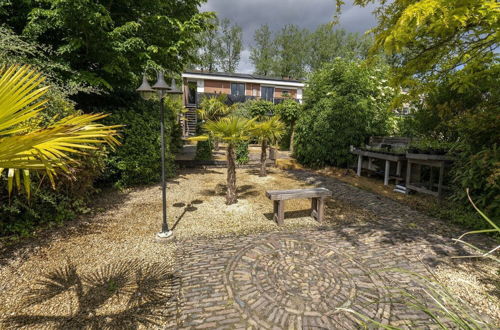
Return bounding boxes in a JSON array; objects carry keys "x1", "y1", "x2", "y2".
[
  {"x1": 261, "y1": 86, "x2": 274, "y2": 101},
  {"x1": 281, "y1": 90, "x2": 290, "y2": 97},
  {"x1": 231, "y1": 83, "x2": 245, "y2": 96}
]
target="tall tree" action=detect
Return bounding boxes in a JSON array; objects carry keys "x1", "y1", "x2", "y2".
[
  {"x1": 272, "y1": 25, "x2": 309, "y2": 79},
  {"x1": 250, "y1": 24, "x2": 274, "y2": 76},
  {"x1": 308, "y1": 25, "x2": 371, "y2": 72},
  {"x1": 346, "y1": 0, "x2": 499, "y2": 91},
  {"x1": 219, "y1": 18, "x2": 243, "y2": 73},
  {"x1": 0, "y1": 0, "x2": 213, "y2": 92},
  {"x1": 197, "y1": 17, "x2": 221, "y2": 72}
]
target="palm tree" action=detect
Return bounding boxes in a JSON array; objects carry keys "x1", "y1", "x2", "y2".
[
  {"x1": 0, "y1": 65, "x2": 120, "y2": 196},
  {"x1": 198, "y1": 95, "x2": 231, "y2": 151},
  {"x1": 199, "y1": 116, "x2": 255, "y2": 205},
  {"x1": 251, "y1": 116, "x2": 285, "y2": 177}
]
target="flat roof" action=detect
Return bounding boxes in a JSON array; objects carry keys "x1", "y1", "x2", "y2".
[{"x1": 182, "y1": 71, "x2": 305, "y2": 88}]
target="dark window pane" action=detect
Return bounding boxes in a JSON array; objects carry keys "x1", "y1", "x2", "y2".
[
  {"x1": 261, "y1": 86, "x2": 274, "y2": 101},
  {"x1": 231, "y1": 83, "x2": 245, "y2": 96}
]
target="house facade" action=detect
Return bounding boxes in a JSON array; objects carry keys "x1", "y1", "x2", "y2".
[{"x1": 180, "y1": 71, "x2": 305, "y2": 136}]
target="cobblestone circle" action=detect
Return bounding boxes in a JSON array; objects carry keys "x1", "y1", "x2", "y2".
[{"x1": 225, "y1": 238, "x2": 390, "y2": 328}]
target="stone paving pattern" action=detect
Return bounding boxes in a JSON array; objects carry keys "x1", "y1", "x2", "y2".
[{"x1": 170, "y1": 171, "x2": 488, "y2": 329}]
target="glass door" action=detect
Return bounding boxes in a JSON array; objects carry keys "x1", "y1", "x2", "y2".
[{"x1": 261, "y1": 86, "x2": 274, "y2": 101}]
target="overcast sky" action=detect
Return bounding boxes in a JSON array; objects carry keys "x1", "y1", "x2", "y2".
[{"x1": 200, "y1": 0, "x2": 378, "y2": 73}]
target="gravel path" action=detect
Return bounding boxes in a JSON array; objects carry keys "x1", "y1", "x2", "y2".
[{"x1": 0, "y1": 167, "x2": 497, "y2": 329}]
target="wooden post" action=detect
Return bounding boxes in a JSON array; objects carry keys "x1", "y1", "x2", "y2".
[
  {"x1": 406, "y1": 160, "x2": 412, "y2": 190},
  {"x1": 274, "y1": 200, "x2": 285, "y2": 225},
  {"x1": 384, "y1": 160, "x2": 390, "y2": 186},
  {"x1": 317, "y1": 198, "x2": 325, "y2": 222},
  {"x1": 357, "y1": 154, "x2": 363, "y2": 176},
  {"x1": 311, "y1": 198, "x2": 318, "y2": 220},
  {"x1": 368, "y1": 158, "x2": 373, "y2": 171},
  {"x1": 438, "y1": 162, "x2": 445, "y2": 199}
]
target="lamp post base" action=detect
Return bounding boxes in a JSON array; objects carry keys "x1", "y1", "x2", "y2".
[{"x1": 156, "y1": 230, "x2": 173, "y2": 239}]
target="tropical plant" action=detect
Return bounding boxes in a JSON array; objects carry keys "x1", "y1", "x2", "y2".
[
  {"x1": 193, "y1": 116, "x2": 255, "y2": 204},
  {"x1": 198, "y1": 95, "x2": 231, "y2": 121},
  {"x1": 0, "y1": 65, "x2": 120, "y2": 196},
  {"x1": 251, "y1": 116, "x2": 285, "y2": 176},
  {"x1": 198, "y1": 95, "x2": 232, "y2": 151}
]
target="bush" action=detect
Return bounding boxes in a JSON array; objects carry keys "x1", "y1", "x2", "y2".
[
  {"x1": 195, "y1": 139, "x2": 213, "y2": 161},
  {"x1": 294, "y1": 59, "x2": 394, "y2": 167},
  {"x1": 235, "y1": 141, "x2": 250, "y2": 165},
  {"x1": 0, "y1": 27, "x2": 108, "y2": 238},
  {"x1": 275, "y1": 99, "x2": 302, "y2": 151},
  {"x1": 450, "y1": 146, "x2": 499, "y2": 223},
  {"x1": 247, "y1": 100, "x2": 275, "y2": 119},
  {"x1": 101, "y1": 99, "x2": 178, "y2": 188}
]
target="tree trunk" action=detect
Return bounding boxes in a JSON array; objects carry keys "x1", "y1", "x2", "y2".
[
  {"x1": 226, "y1": 143, "x2": 237, "y2": 205},
  {"x1": 260, "y1": 139, "x2": 268, "y2": 177},
  {"x1": 214, "y1": 138, "x2": 220, "y2": 151},
  {"x1": 289, "y1": 122, "x2": 295, "y2": 154}
]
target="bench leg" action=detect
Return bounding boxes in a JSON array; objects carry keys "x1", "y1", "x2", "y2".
[
  {"x1": 317, "y1": 197, "x2": 325, "y2": 223},
  {"x1": 273, "y1": 200, "x2": 285, "y2": 225},
  {"x1": 311, "y1": 198, "x2": 318, "y2": 220}
]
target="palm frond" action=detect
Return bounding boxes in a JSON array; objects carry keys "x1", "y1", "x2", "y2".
[{"x1": 0, "y1": 65, "x2": 122, "y2": 196}]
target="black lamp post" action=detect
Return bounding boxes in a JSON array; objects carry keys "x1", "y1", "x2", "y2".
[{"x1": 136, "y1": 70, "x2": 182, "y2": 239}]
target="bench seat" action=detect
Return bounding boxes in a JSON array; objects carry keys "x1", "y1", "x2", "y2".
[{"x1": 265, "y1": 188, "x2": 332, "y2": 225}]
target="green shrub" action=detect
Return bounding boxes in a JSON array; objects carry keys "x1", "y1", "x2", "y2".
[
  {"x1": 195, "y1": 139, "x2": 213, "y2": 161},
  {"x1": 275, "y1": 99, "x2": 302, "y2": 152},
  {"x1": 294, "y1": 59, "x2": 394, "y2": 167},
  {"x1": 102, "y1": 99, "x2": 177, "y2": 188},
  {"x1": 247, "y1": 100, "x2": 275, "y2": 120},
  {"x1": 235, "y1": 141, "x2": 250, "y2": 165},
  {"x1": 450, "y1": 146, "x2": 499, "y2": 223}
]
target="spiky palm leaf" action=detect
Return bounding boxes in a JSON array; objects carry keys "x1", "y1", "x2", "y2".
[
  {"x1": 0, "y1": 65, "x2": 121, "y2": 197},
  {"x1": 201, "y1": 116, "x2": 255, "y2": 143},
  {"x1": 197, "y1": 96, "x2": 231, "y2": 121},
  {"x1": 251, "y1": 116, "x2": 285, "y2": 145}
]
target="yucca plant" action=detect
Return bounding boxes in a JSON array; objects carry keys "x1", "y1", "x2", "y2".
[
  {"x1": 251, "y1": 116, "x2": 285, "y2": 177},
  {"x1": 192, "y1": 116, "x2": 255, "y2": 205},
  {"x1": 0, "y1": 65, "x2": 121, "y2": 197}
]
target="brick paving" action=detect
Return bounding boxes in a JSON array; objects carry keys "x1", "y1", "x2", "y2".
[{"x1": 168, "y1": 170, "x2": 488, "y2": 329}]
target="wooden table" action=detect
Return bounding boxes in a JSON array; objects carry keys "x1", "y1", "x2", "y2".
[
  {"x1": 405, "y1": 153, "x2": 453, "y2": 198},
  {"x1": 352, "y1": 149, "x2": 406, "y2": 185}
]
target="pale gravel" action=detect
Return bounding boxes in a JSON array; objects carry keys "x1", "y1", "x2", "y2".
[{"x1": 0, "y1": 167, "x2": 497, "y2": 328}]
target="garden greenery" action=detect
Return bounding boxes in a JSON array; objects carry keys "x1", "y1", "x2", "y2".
[{"x1": 294, "y1": 58, "x2": 394, "y2": 167}]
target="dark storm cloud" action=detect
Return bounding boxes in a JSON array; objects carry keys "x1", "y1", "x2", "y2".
[{"x1": 200, "y1": 0, "x2": 378, "y2": 72}]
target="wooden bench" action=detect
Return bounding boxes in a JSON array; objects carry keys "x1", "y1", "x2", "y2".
[{"x1": 265, "y1": 188, "x2": 332, "y2": 225}]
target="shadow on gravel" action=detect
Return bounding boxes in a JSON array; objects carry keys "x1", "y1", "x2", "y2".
[
  {"x1": 283, "y1": 169, "x2": 482, "y2": 262},
  {"x1": 0, "y1": 188, "x2": 132, "y2": 268},
  {"x1": 2, "y1": 260, "x2": 179, "y2": 329}
]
